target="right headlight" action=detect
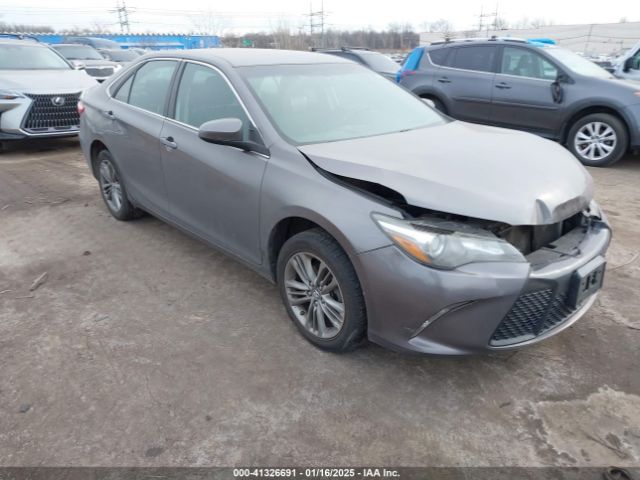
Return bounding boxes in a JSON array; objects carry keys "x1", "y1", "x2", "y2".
[{"x1": 372, "y1": 213, "x2": 526, "y2": 270}]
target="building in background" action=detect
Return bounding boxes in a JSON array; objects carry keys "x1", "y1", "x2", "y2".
[
  {"x1": 420, "y1": 21, "x2": 640, "y2": 57},
  {"x1": 24, "y1": 33, "x2": 220, "y2": 50}
]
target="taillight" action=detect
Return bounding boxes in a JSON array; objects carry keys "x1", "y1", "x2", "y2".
[
  {"x1": 401, "y1": 70, "x2": 417, "y2": 79},
  {"x1": 77, "y1": 101, "x2": 85, "y2": 115}
]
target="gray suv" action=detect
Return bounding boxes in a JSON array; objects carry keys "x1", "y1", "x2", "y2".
[
  {"x1": 399, "y1": 38, "x2": 640, "y2": 166},
  {"x1": 79, "y1": 49, "x2": 610, "y2": 355}
]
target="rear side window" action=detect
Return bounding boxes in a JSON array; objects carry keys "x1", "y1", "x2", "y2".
[
  {"x1": 450, "y1": 46, "x2": 496, "y2": 73},
  {"x1": 114, "y1": 74, "x2": 133, "y2": 102},
  {"x1": 127, "y1": 60, "x2": 177, "y2": 115},
  {"x1": 425, "y1": 48, "x2": 451, "y2": 67}
]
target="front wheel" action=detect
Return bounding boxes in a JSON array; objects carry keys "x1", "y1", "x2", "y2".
[
  {"x1": 277, "y1": 229, "x2": 367, "y2": 352},
  {"x1": 567, "y1": 113, "x2": 628, "y2": 167}
]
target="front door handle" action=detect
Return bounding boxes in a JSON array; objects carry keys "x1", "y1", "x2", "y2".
[
  {"x1": 437, "y1": 77, "x2": 451, "y2": 83},
  {"x1": 103, "y1": 110, "x2": 115, "y2": 120},
  {"x1": 495, "y1": 82, "x2": 511, "y2": 89},
  {"x1": 160, "y1": 136, "x2": 177, "y2": 150}
]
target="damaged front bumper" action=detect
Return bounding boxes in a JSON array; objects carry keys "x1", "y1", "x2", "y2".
[{"x1": 353, "y1": 215, "x2": 611, "y2": 355}]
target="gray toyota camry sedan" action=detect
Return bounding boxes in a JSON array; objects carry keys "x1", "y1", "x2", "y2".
[{"x1": 78, "y1": 49, "x2": 611, "y2": 354}]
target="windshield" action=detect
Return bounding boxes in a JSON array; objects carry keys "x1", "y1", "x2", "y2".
[
  {"x1": 54, "y1": 45, "x2": 103, "y2": 60},
  {"x1": 0, "y1": 44, "x2": 70, "y2": 70},
  {"x1": 240, "y1": 63, "x2": 445, "y2": 145},
  {"x1": 359, "y1": 52, "x2": 401, "y2": 73},
  {"x1": 544, "y1": 47, "x2": 613, "y2": 79},
  {"x1": 102, "y1": 49, "x2": 139, "y2": 61}
]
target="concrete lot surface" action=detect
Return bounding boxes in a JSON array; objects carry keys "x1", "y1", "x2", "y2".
[{"x1": 0, "y1": 138, "x2": 638, "y2": 466}]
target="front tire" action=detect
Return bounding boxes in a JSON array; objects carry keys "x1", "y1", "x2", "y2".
[
  {"x1": 95, "y1": 149, "x2": 142, "y2": 221},
  {"x1": 277, "y1": 229, "x2": 367, "y2": 352},
  {"x1": 567, "y1": 113, "x2": 628, "y2": 167}
]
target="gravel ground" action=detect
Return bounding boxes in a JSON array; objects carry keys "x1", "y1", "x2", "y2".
[{"x1": 0, "y1": 138, "x2": 638, "y2": 467}]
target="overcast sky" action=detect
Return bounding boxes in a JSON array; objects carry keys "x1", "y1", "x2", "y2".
[{"x1": 0, "y1": 0, "x2": 636, "y2": 34}]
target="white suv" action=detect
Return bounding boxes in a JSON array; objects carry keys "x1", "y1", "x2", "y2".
[{"x1": 0, "y1": 35, "x2": 97, "y2": 151}]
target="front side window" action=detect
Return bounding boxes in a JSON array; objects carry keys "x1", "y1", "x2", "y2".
[
  {"x1": 501, "y1": 47, "x2": 558, "y2": 80},
  {"x1": 173, "y1": 63, "x2": 248, "y2": 132},
  {"x1": 241, "y1": 63, "x2": 445, "y2": 145},
  {"x1": 127, "y1": 60, "x2": 177, "y2": 115},
  {"x1": 0, "y1": 44, "x2": 70, "y2": 70},
  {"x1": 451, "y1": 46, "x2": 496, "y2": 73}
]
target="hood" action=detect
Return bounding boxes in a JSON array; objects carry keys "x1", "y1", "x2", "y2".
[
  {"x1": 0, "y1": 69, "x2": 97, "y2": 94},
  {"x1": 299, "y1": 121, "x2": 594, "y2": 226}
]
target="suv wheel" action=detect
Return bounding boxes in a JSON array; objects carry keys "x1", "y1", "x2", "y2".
[
  {"x1": 96, "y1": 150, "x2": 142, "y2": 221},
  {"x1": 277, "y1": 229, "x2": 367, "y2": 352},
  {"x1": 567, "y1": 113, "x2": 628, "y2": 167}
]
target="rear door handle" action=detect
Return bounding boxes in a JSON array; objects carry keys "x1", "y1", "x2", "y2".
[
  {"x1": 495, "y1": 82, "x2": 511, "y2": 89},
  {"x1": 160, "y1": 136, "x2": 177, "y2": 150},
  {"x1": 437, "y1": 77, "x2": 451, "y2": 83},
  {"x1": 103, "y1": 110, "x2": 115, "y2": 120}
]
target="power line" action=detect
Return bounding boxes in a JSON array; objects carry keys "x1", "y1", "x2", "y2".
[
  {"x1": 109, "y1": 0, "x2": 131, "y2": 34},
  {"x1": 303, "y1": 1, "x2": 328, "y2": 47}
]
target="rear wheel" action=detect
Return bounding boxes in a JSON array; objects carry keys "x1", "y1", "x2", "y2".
[
  {"x1": 277, "y1": 229, "x2": 367, "y2": 352},
  {"x1": 567, "y1": 113, "x2": 628, "y2": 167},
  {"x1": 96, "y1": 149, "x2": 142, "y2": 221}
]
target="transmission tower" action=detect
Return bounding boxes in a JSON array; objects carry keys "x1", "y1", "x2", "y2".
[
  {"x1": 111, "y1": 0, "x2": 131, "y2": 34},
  {"x1": 304, "y1": 1, "x2": 328, "y2": 48}
]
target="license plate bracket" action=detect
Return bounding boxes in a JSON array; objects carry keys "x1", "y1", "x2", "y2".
[{"x1": 567, "y1": 256, "x2": 606, "y2": 309}]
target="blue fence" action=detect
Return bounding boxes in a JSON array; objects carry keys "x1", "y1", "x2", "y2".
[{"x1": 30, "y1": 33, "x2": 220, "y2": 50}]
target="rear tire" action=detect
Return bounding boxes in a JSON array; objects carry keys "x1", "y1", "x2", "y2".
[
  {"x1": 95, "y1": 149, "x2": 143, "y2": 221},
  {"x1": 567, "y1": 113, "x2": 628, "y2": 167},
  {"x1": 277, "y1": 228, "x2": 367, "y2": 352}
]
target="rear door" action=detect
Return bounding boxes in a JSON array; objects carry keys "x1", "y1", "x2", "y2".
[
  {"x1": 159, "y1": 61, "x2": 268, "y2": 264},
  {"x1": 106, "y1": 59, "x2": 179, "y2": 213},
  {"x1": 489, "y1": 46, "x2": 562, "y2": 136},
  {"x1": 433, "y1": 45, "x2": 497, "y2": 122}
]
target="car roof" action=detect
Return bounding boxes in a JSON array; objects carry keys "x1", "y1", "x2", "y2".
[
  {"x1": 54, "y1": 44, "x2": 96, "y2": 48},
  {"x1": 0, "y1": 38, "x2": 46, "y2": 47},
  {"x1": 143, "y1": 48, "x2": 352, "y2": 67}
]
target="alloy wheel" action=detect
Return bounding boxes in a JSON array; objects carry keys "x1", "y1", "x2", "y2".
[
  {"x1": 99, "y1": 158, "x2": 123, "y2": 213},
  {"x1": 284, "y1": 252, "x2": 345, "y2": 339},
  {"x1": 574, "y1": 121, "x2": 617, "y2": 162}
]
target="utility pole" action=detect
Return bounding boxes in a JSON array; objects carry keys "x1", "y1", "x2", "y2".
[
  {"x1": 476, "y1": 4, "x2": 498, "y2": 36},
  {"x1": 304, "y1": 1, "x2": 327, "y2": 48},
  {"x1": 110, "y1": 0, "x2": 131, "y2": 34}
]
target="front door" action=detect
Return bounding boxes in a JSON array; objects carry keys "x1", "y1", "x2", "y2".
[
  {"x1": 489, "y1": 46, "x2": 563, "y2": 137},
  {"x1": 159, "y1": 62, "x2": 268, "y2": 265}
]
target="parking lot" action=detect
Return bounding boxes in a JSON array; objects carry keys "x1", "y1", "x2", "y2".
[{"x1": 0, "y1": 138, "x2": 638, "y2": 467}]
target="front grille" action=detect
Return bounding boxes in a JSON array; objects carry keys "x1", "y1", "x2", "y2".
[
  {"x1": 490, "y1": 289, "x2": 577, "y2": 346},
  {"x1": 85, "y1": 66, "x2": 114, "y2": 77},
  {"x1": 23, "y1": 93, "x2": 80, "y2": 133}
]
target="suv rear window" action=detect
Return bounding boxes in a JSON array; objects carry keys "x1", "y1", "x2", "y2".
[
  {"x1": 425, "y1": 48, "x2": 451, "y2": 67},
  {"x1": 450, "y1": 46, "x2": 496, "y2": 73}
]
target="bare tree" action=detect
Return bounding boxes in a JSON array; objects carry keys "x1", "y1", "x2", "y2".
[
  {"x1": 424, "y1": 19, "x2": 454, "y2": 40},
  {"x1": 190, "y1": 10, "x2": 231, "y2": 36}
]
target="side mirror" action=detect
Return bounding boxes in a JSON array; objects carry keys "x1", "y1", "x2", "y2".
[
  {"x1": 555, "y1": 73, "x2": 571, "y2": 84},
  {"x1": 421, "y1": 98, "x2": 435, "y2": 108},
  {"x1": 198, "y1": 118, "x2": 270, "y2": 156},
  {"x1": 198, "y1": 118, "x2": 243, "y2": 143},
  {"x1": 70, "y1": 60, "x2": 86, "y2": 70}
]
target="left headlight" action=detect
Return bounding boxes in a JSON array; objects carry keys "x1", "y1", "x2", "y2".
[
  {"x1": 0, "y1": 89, "x2": 25, "y2": 100},
  {"x1": 372, "y1": 213, "x2": 526, "y2": 270}
]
